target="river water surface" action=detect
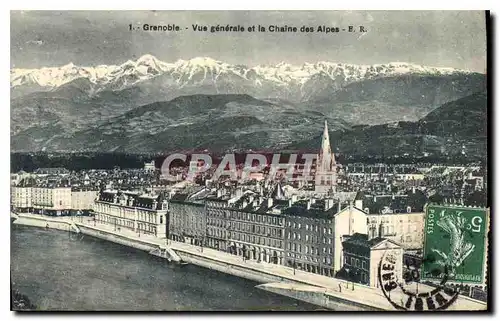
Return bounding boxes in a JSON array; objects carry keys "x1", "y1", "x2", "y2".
[{"x1": 11, "y1": 225, "x2": 321, "y2": 311}]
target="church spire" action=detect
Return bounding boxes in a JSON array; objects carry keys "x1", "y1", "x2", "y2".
[
  {"x1": 315, "y1": 120, "x2": 337, "y2": 195},
  {"x1": 320, "y1": 120, "x2": 332, "y2": 158}
]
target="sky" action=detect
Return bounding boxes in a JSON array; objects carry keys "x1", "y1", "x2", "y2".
[{"x1": 10, "y1": 10, "x2": 487, "y2": 72}]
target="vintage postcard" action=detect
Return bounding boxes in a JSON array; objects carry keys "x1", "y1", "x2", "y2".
[{"x1": 10, "y1": 10, "x2": 489, "y2": 312}]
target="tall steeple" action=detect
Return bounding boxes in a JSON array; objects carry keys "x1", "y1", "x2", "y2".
[
  {"x1": 320, "y1": 120, "x2": 333, "y2": 163},
  {"x1": 315, "y1": 120, "x2": 337, "y2": 196}
]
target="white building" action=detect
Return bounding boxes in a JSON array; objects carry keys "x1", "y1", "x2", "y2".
[
  {"x1": 334, "y1": 205, "x2": 368, "y2": 272},
  {"x1": 11, "y1": 186, "x2": 32, "y2": 211},
  {"x1": 94, "y1": 190, "x2": 168, "y2": 238},
  {"x1": 366, "y1": 212, "x2": 425, "y2": 250},
  {"x1": 71, "y1": 188, "x2": 99, "y2": 211},
  {"x1": 342, "y1": 233, "x2": 403, "y2": 288},
  {"x1": 31, "y1": 186, "x2": 72, "y2": 214},
  {"x1": 144, "y1": 161, "x2": 156, "y2": 171}
]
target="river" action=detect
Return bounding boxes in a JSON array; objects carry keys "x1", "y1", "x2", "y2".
[{"x1": 11, "y1": 225, "x2": 321, "y2": 311}]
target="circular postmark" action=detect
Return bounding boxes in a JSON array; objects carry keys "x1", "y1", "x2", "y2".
[{"x1": 378, "y1": 251, "x2": 460, "y2": 311}]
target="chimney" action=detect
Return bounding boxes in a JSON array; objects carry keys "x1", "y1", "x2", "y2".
[
  {"x1": 291, "y1": 194, "x2": 298, "y2": 203},
  {"x1": 412, "y1": 186, "x2": 416, "y2": 194},
  {"x1": 217, "y1": 189, "x2": 223, "y2": 198},
  {"x1": 306, "y1": 199, "x2": 311, "y2": 210},
  {"x1": 242, "y1": 200, "x2": 248, "y2": 209},
  {"x1": 364, "y1": 207, "x2": 370, "y2": 214},
  {"x1": 337, "y1": 201, "x2": 341, "y2": 213},
  {"x1": 374, "y1": 196, "x2": 377, "y2": 203},
  {"x1": 267, "y1": 198, "x2": 273, "y2": 208},
  {"x1": 311, "y1": 199, "x2": 316, "y2": 205}
]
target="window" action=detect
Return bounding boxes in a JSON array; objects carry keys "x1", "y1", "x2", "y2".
[
  {"x1": 306, "y1": 224, "x2": 309, "y2": 231},
  {"x1": 306, "y1": 235, "x2": 309, "y2": 242},
  {"x1": 298, "y1": 223, "x2": 301, "y2": 229},
  {"x1": 323, "y1": 247, "x2": 326, "y2": 253},
  {"x1": 293, "y1": 232, "x2": 297, "y2": 240},
  {"x1": 305, "y1": 245, "x2": 309, "y2": 254},
  {"x1": 362, "y1": 261, "x2": 366, "y2": 269},
  {"x1": 328, "y1": 238, "x2": 332, "y2": 244},
  {"x1": 356, "y1": 259, "x2": 360, "y2": 267},
  {"x1": 351, "y1": 257, "x2": 355, "y2": 266},
  {"x1": 298, "y1": 234, "x2": 301, "y2": 241},
  {"x1": 328, "y1": 228, "x2": 332, "y2": 234},
  {"x1": 328, "y1": 247, "x2": 332, "y2": 254}
]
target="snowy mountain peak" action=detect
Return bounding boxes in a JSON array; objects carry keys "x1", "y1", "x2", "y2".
[
  {"x1": 136, "y1": 54, "x2": 158, "y2": 63},
  {"x1": 11, "y1": 55, "x2": 474, "y2": 93},
  {"x1": 62, "y1": 62, "x2": 76, "y2": 69}
]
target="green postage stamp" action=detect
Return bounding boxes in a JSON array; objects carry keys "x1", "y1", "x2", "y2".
[{"x1": 422, "y1": 205, "x2": 489, "y2": 284}]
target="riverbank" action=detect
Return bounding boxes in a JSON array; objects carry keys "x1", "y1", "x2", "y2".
[
  {"x1": 11, "y1": 213, "x2": 488, "y2": 311},
  {"x1": 11, "y1": 288, "x2": 37, "y2": 311}
]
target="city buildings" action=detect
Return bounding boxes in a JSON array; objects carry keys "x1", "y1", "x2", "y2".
[
  {"x1": 71, "y1": 187, "x2": 99, "y2": 212},
  {"x1": 341, "y1": 233, "x2": 403, "y2": 288},
  {"x1": 168, "y1": 195, "x2": 206, "y2": 245},
  {"x1": 8, "y1": 120, "x2": 489, "y2": 297},
  {"x1": 32, "y1": 185, "x2": 72, "y2": 215},
  {"x1": 94, "y1": 190, "x2": 168, "y2": 237},
  {"x1": 11, "y1": 186, "x2": 32, "y2": 211},
  {"x1": 283, "y1": 199, "x2": 368, "y2": 276},
  {"x1": 203, "y1": 185, "x2": 287, "y2": 263}
]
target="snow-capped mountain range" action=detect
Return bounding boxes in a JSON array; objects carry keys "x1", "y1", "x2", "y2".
[{"x1": 11, "y1": 54, "x2": 471, "y2": 95}]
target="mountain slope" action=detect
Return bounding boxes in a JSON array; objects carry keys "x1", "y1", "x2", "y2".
[
  {"x1": 11, "y1": 94, "x2": 350, "y2": 153},
  {"x1": 304, "y1": 74, "x2": 486, "y2": 125},
  {"x1": 288, "y1": 92, "x2": 487, "y2": 157}
]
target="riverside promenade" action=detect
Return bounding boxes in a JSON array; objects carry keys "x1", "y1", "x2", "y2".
[{"x1": 12, "y1": 213, "x2": 487, "y2": 311}]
